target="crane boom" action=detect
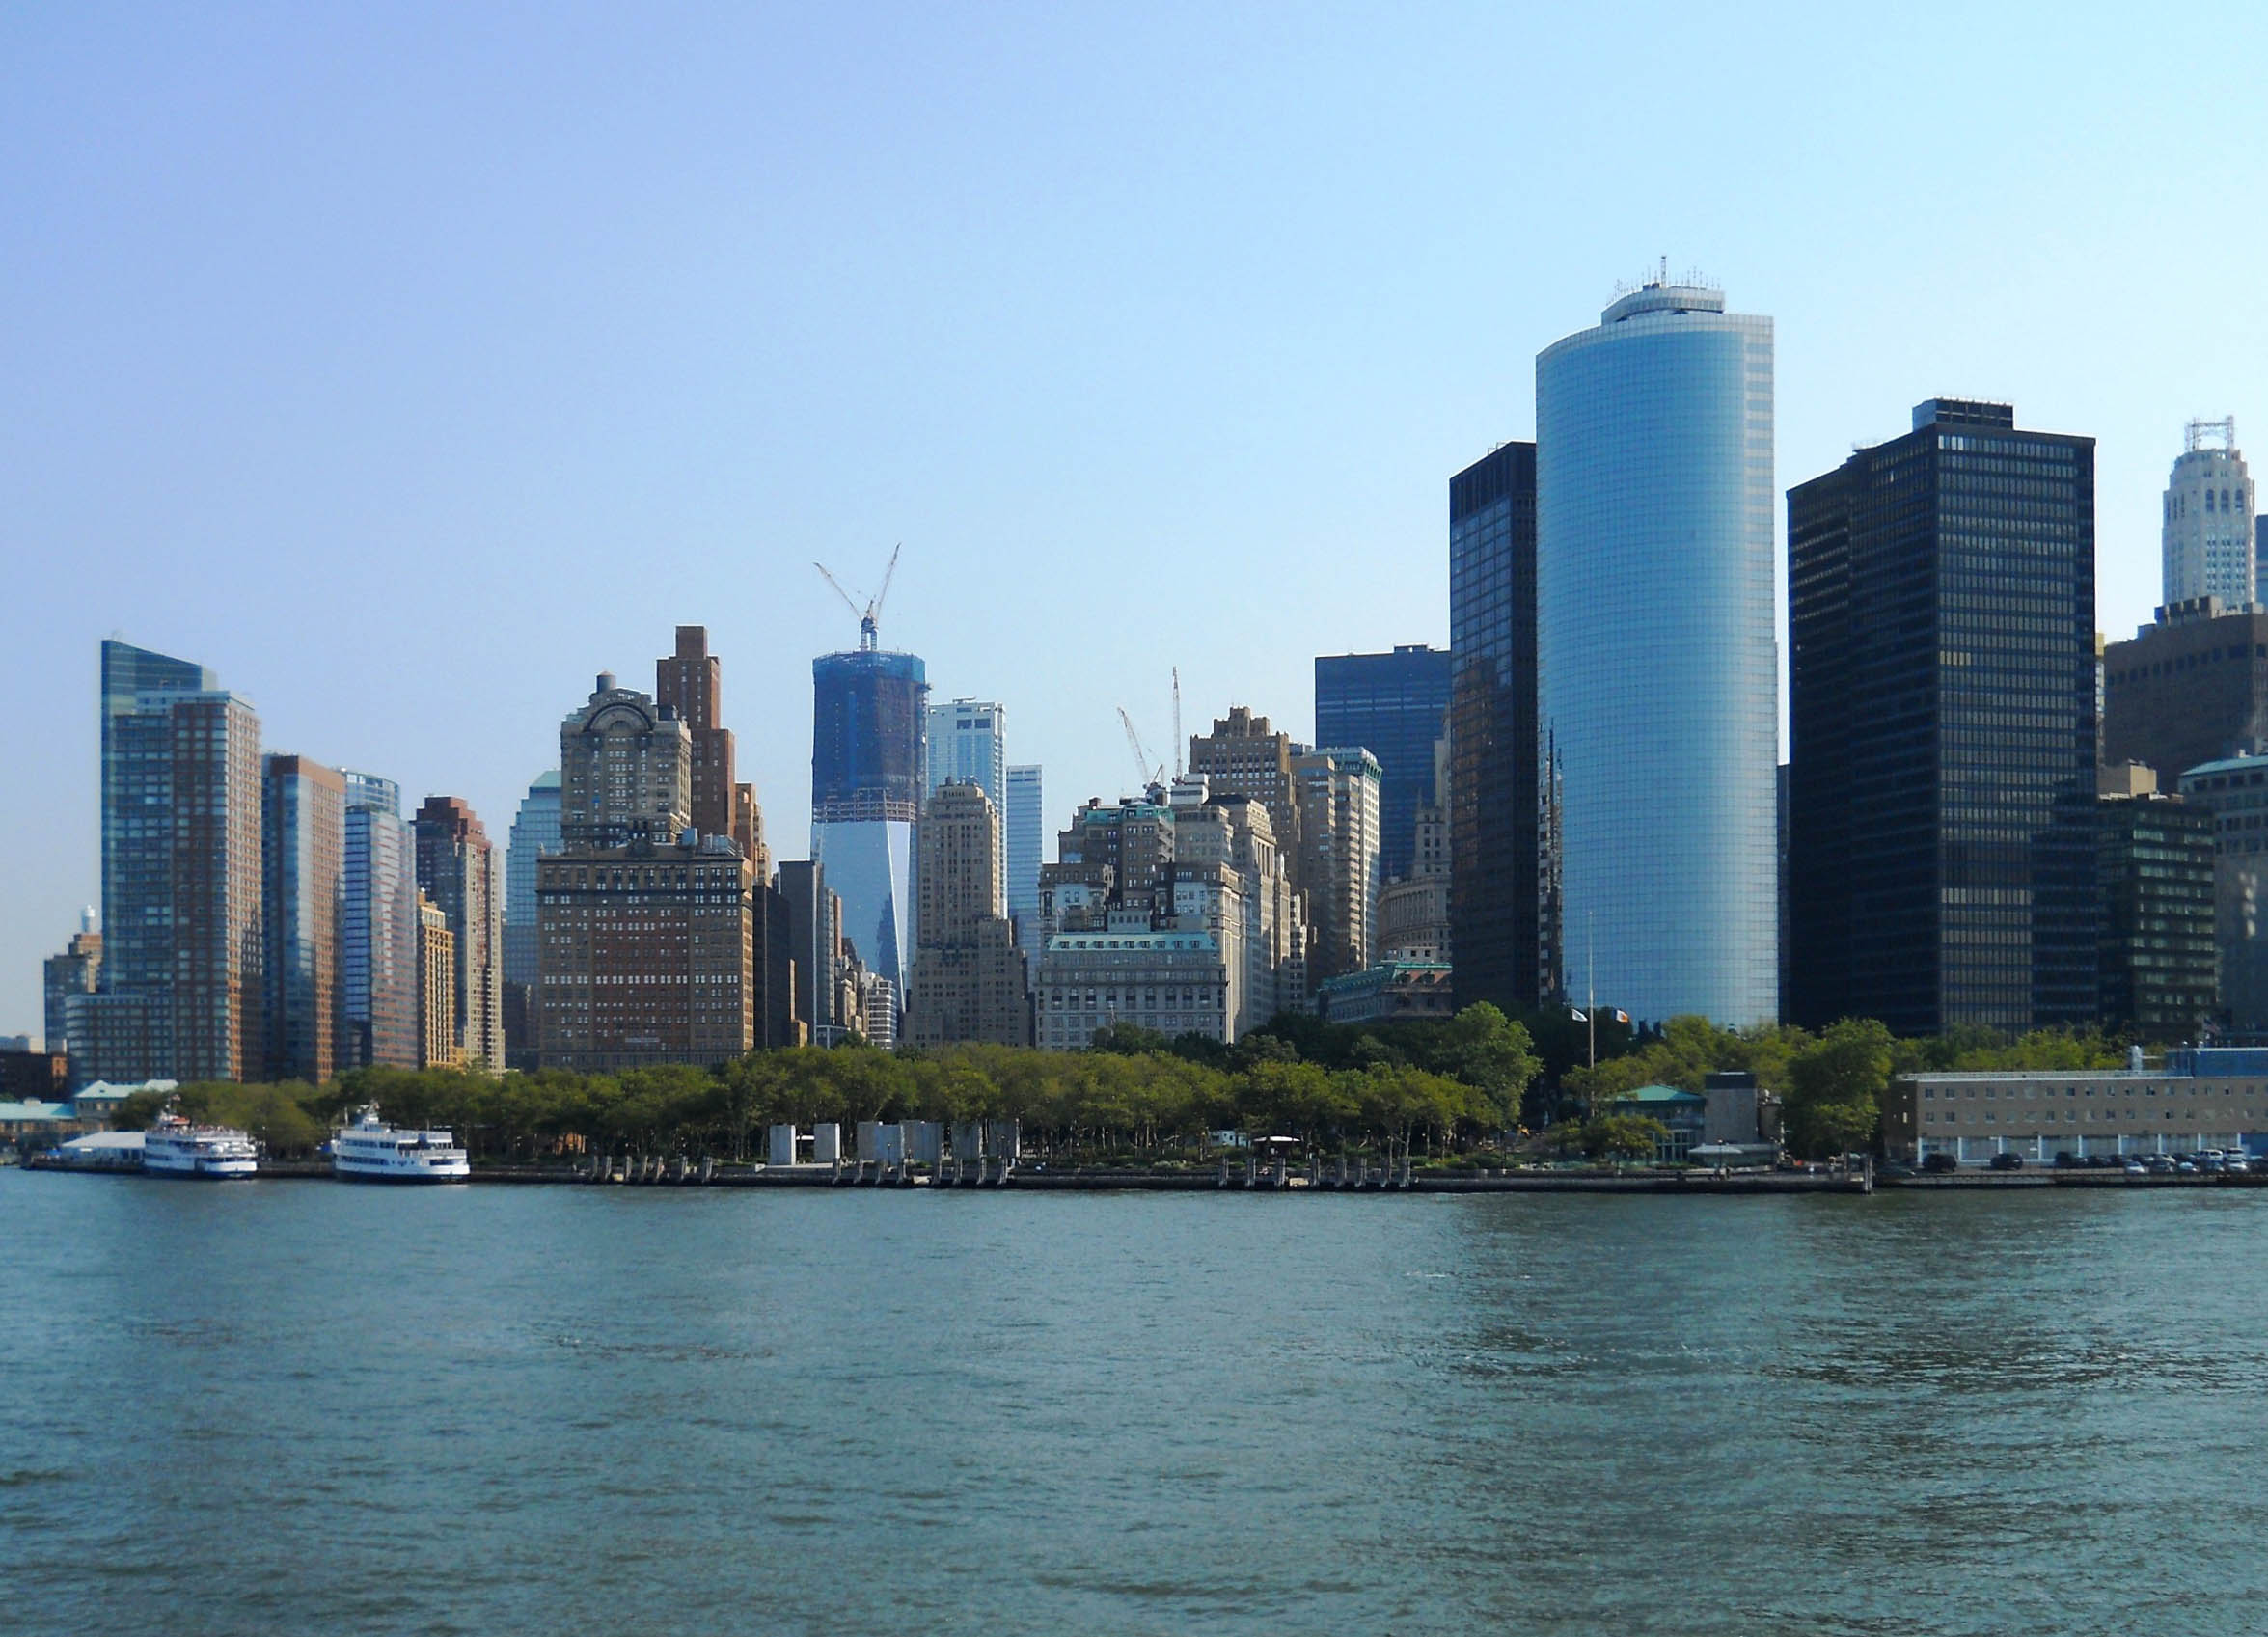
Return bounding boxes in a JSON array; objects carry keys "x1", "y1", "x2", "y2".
[
  {"x1": 870, "y1": 543, "x2": 902, "y2": 625},
  {"x1": 812, "y1": 562, "x2": 862, "y2": 619},
  {"x1": 1117, "y1": 708, "x2": 1155, "y2": 790}
]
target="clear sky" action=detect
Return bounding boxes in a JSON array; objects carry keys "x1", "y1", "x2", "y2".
[{"x1": 4, "y1": 2, "x2": 2264, "y2": 1039}]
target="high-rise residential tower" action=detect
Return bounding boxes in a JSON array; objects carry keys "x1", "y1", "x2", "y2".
[
  {"x1": 1006, "y1": 764, "x2": 1044, "y2": 961},
  {"x1": 2163, "y1": 419, "x2": 2254, "y2": 610},
  {"x1": 1787, "y1": 399, "x2": 2097, "y2": 1035},
  {"x1": 1448, "y1": 442, "x2": 1550, "y2": 1013},
  {"x1": 75, "y1": 641, "x2": 264, "y2": 1083},
  {"x1": 905, "y1": 781, "x2": 1032, "y2": 1047},
  {"x1": 262, "y1": 754, "x2": 345, "y2": 1082},
  {"x1": 656, "y1": 625, "x2": 763, "y2": 861},
  {"x1": 414, "y1": 796, "x2": 504, "y2": 1072},
  {"x1": 1314, "y1": 645, "x2": 1452, "y2": 887},
  {"x1": 811, "y1": 645, "x2": 928, "y2": 1009},
  {"x1": 341, "y1": 771, "x2": 420, "y2": 1068},
  {"x1": 1293, "y1": 747, "x2": 1382, "y2": 984},
  {"x1": 501, "y1": 770, "x2": 561, "y2": 1063},
  {"x1": 537, "y1": 666, "x2": 766, "y2": 1072},
  {"x1": 1537, "y1": 278, "x2": 1778, "y2": 1026},
  {"x1": 926, "y1": 698, "x2": 1008, "y2": 916},
  {"x1": 42, "y1": 914, "x2": 100, "y2": 1072}
]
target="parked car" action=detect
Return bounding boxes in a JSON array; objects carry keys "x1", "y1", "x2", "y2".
[
  {"x1": 2146, "y1": 1156, "x2": 2177, "y2": 1175},
  {"x1": 2227, "y1": 1157, "x2": 2251, "y2": 1175},
  {"x1": 2122, "y1": 1160, "x2": 2147, "y2": 1176},
  {"x1": 1877, "y1": 1161, "x2": 1918, "y2": 1181},
  {"x1": 1922, "y1": 1152, "x2": 1959, "y2": 1174},
  {"x1": 2054, "y1": 1152, "x2": 2080, "y2": 1169},
  {"x1": 1989, "y1": 1152, "x2": 2025, "y2": 1171}
]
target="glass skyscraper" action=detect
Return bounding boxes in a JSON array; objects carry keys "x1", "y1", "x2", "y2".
[
  {"x1": 811, "y1": 647, "x2": 928, "y2": 1002},
  {"x1": 342, "y1": 770, "x2": 420, "y2": 1068},
  {"x1": 1006, "y1": 764, "x2": 1044, "y2": 961},
  {"x1": 1537, "y1": 279, "x2": 1779, "y2": 1027},
  {"x1": 503, "y1": 771, "x2": 561, "y2": 995},
  {"x1": 926, "y1": 698, "x2": 1008, "y2": 916},
  {"x1": 1315, "y1": 644, "x2": 1452, "y2": 886},
  {"x1": 1448, "y1": 443, "x2": 1551, "y2": 1013},
  {"x1": 80, "y1": 640, "x2": 263, "y2": 1083},
  {"x1": 1787, "y1": 399, "x2": 2097, "y2": 1035}
]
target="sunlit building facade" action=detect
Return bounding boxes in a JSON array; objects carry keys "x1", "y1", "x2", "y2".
[{"x1": 1537, "y1": 280, "x2": 1778, "y2": 1027}]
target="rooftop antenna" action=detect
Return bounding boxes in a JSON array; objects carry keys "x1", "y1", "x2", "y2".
[
  {"x1": 811, "y1": 543, "x2": 903, "y2": 652},
  {"x1": 2187, "y1": 417, "x2": 2237, "y2": 453},
  {"x1": 1171, "y1": 668, "x2": 1184, "y2": 778},
  {"x1": 1658, "y1": 253, "x2": 1668, "y2": 286}
]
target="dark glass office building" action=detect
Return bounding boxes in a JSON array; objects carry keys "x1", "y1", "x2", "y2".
[
  {"x1": 1448, "y1": 441, "x2": 1553, "y2": 1010},
  {"x1": 811, "y1": 648, "x2": 928, "y2": 998},
  {"x1": 1787, "y1": 400, "x2": 2097, "y2": 1035},
  {"x1": 1315, "y1": 644, "x2": 1452, "y2": 884}
]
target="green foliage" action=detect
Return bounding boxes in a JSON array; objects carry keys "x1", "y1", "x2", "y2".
[{"x1": 1581, "y1": 1113, "x2": 1669, "y2": 1160}]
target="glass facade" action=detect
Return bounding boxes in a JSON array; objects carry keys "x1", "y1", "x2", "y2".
[
  {"x1": 1314, "y1": 645, "x2": 1452, "y2": 885},
  {"x1": 1537, "y1": 286, "x2": 1778, "y2": 1026},
  {"x1": 1448, "y1": 442, "x2": 1550, "y2": 1012},
  {"x1": 1787, "y1": 401, "x2": 2098, "y2": 1034},
  {"x1": 1006, "y1": 764, "x2": 1044, "y2": 960},
  {"x1": 926, "y1": 699, "x2": 1007, "y2": 916},
  {"x1": 342, "y1": 771, "x2": 420, "y2": 1068},
  {"x1": 503, "y1": 771, "x2": 562, "y2": 991},
  {"x1": 261, "y1": 755, "x2": 344, "y2": 1083},
  {"x1": 98, "y1": 640, "x2": 213, "y2": 997},
  {"x1": 812, "y1": 647, "x2": 927, "y2": 1010}
]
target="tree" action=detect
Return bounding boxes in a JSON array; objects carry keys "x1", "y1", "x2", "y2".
[{"x1": 1581, "y1": 1113, "x2": 1668, "y2": 1162}]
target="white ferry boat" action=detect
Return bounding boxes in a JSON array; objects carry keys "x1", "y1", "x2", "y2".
[
  {"x1": 142, "y1": 1110, "x2": 260, "y2": 1178},
  {"x1": 330, "y1": 1105, "x2": 471, "y2": 1182}
]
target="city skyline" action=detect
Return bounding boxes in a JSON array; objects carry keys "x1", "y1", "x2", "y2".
[{"x1": 7, "y1": 8, "x2": 2268, "y2": 1033}]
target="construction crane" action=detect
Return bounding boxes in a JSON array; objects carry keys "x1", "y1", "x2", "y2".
[
  {"x1": 1118, "y1": 708, "x2": 1164, "y2": 792},
  {"x1": 812, "y1": 543, "x2": 903, "y2": 652}
]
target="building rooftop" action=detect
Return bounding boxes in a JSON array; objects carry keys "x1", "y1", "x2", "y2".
[{"x1": 1614, "y1": 1084, "x2": 1707, "y2": 1105}]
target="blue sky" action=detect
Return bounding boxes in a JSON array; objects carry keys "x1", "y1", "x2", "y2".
[{"x1": 4, "y1": 2, "x2": 2263, "y2": 1037}]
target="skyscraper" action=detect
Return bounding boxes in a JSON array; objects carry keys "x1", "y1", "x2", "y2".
[
  {"x1": 415, "y1": 796, "x2": 504, "y2": 1072},
  {"x1": 537, "y1": 668, "x2": 763, "y2": 1072},
  {"x1": 656, "y1": 625, "x2": 763, "y2": 860},
  {"x1": 1448, "y1": 442, "x2": 1550, "y2": 1013},
  {"x1": 811, "y1": 645, "x2": 928, "y2": 1009},
  {"x1": 1537, "y1": 277, "x2": 1778, "y2": 1026},
  {"x1": 927, "y1": 698, "x2": 1008, "y2": 916},
  {"x1": 2163, "y1": 419, "x2": 2254, "y2": 610},
  {"x1": 1293, "y1": 747, "x2": 1382, "y2": 983},
  {"x1": 1787, "y1": 399, "x2": 2097, "y2": 1035},
  {"x1": 1315, "y1": 645, "x2": 1452, "y2": 886},
  {"x1": 1187, "y1": 708, "x2": 1301, "y2": 881},
  {"x1": 1006, "y1": 764, "x2": 1044, "y2": 961},
  {"x1": 77, "y1": 641, "x2": 264, "y2": 1083},
  {"x1": 342, "y1": 771, "x2": 420, "y2": 1068},
  {"x1": 42, "y1": 914, "x2": 99, "y2": 1070},
  {"x1": 905, "y1": 781, "x2": 1032, "y2": 1047},
  {"x1": 262, "y1": 754, "x2": 344, "y2": 1083},
  {"x1": 501, "y1": 770, "x2": 561, "y2": 1063}
]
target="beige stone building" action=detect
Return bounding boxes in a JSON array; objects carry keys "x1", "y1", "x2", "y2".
[
  {"x1": 906, "y1": 782, "x2": 1031, "y2": 1048},
  {"x1": 1890, "y1": 1050, "x2": 2268, "y2": 1164},
  {"x1": 417, "y1": 892, "x2": 462, "y2": 1070},
  {"x1": 1293, "y1": 746, "x2": 1381, "y2": 983},
  {"x1": 536, "y1": 662, "x2": 769, "y2": 1072}
]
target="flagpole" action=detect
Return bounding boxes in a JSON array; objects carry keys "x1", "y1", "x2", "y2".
[{"x1": 1587, "y1": 910, "x2": 1596, "y2": 1070}]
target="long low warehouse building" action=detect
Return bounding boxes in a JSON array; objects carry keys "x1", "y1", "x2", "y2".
[{"x1": 1888, "y1": 1049, "x2": 2268, "y2": 1165}]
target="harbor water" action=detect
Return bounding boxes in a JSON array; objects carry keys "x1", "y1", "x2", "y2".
[{"x1": 4, "y1": 1171, "x2": 2267, "y2": 1634}]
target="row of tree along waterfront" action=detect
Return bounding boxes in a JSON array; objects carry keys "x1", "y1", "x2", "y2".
[{"x1": 114, "y1": 1005, "x2": 2137, "y2": 1168}]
